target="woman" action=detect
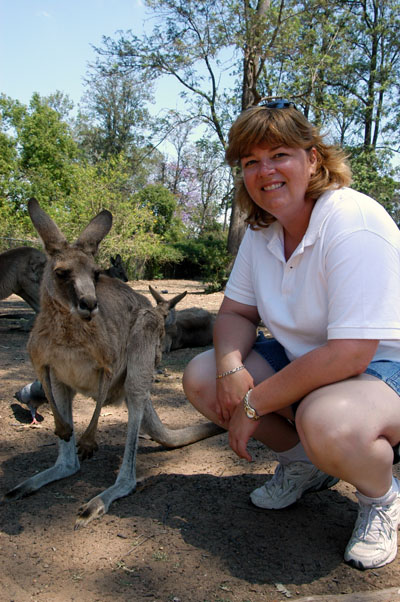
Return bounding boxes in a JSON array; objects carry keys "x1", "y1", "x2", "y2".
[{"x1": 183, "y1": 100, "x2": 400, "y2": 570}]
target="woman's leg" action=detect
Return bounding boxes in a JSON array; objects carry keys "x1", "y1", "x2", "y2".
[
  {"x1": 184, "y1": 348, "x2": 339, "y2": 511},
  {"x1": 296, "y1": 374, "x2": 400, "y2": 570},
  {"x1": 183, "y1": 348, "x2": 299, "y2": 451},
  {"x1": 295, "y1": 373, "x2": 400, "y2": 497}
]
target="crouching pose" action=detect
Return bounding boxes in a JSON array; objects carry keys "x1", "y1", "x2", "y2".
[{"x1": 183, "y1": 100, "x2": 400, "y2": 570}]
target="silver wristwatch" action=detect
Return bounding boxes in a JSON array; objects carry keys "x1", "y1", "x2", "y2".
[{"x1": 243, "y1": 389, "x2": 260, "y2": 420}]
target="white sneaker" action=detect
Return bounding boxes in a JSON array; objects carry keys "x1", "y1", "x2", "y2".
[
  {"x1": 344, "y1": 484, "x2": 400, "y2": 570},
  {"x1": 250, "y1": 461, "x2": 339, "y2": 510}
]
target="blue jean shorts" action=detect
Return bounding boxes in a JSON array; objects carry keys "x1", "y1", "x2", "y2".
[{"x1": 253, "y1": 332, "x2": 400, "y2": 463}]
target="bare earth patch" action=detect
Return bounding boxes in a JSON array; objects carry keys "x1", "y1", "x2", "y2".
[{"x1": 0, "y1": 280, "x2": 399, "y2": 602}]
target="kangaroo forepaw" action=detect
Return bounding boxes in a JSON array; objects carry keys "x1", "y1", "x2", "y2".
[
  {"x1": 54, "y1": 422, "x2": 73, "y2": 442},
  {"x1": 75, "y1": 497, "x2": 106, "y2": 529},
  {"x1": 77, "y1": 438, "x2": 99, "y2": 461}
]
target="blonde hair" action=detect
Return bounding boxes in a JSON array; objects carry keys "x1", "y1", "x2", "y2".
[{"x1": 225, "y1": 105, "x2": 352, "y2": 228}]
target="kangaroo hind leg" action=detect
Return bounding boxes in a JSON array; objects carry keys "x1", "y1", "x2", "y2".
[
  {"x1": 75, "y1": 308, "x2": 161, "y2": 528},
  {"x1": 5, "y1": 379, "x2": 79, "y2": 501}
]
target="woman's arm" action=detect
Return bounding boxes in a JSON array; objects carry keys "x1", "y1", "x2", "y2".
[
  {"x1": 228, "y1": 338, "x2": 379, "y2": 461},
  {"x1": 214, "y1": 296, "x2": 260, "y2": 423}
]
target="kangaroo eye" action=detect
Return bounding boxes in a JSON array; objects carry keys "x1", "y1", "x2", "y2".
[{"x1": 55, "y1": 268, "x2": 71, "y2": 280}]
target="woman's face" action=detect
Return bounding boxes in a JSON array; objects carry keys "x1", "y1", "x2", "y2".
[{"x1": 241, "y1": 144, "x2": 317, "y2": 225}]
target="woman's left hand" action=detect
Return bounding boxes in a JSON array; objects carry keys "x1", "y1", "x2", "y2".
[{"x1": 228, "y1": 400, "x2": 259, "y2": 462}]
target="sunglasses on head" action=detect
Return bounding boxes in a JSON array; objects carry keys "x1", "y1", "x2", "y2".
[{"x1": 261, "y1": 99, "x2": 298, "y2": 110}]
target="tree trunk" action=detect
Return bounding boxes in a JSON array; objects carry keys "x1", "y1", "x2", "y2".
[
  {"x1": 228, "y1": 0, "x2": 270, "y2": 258},
  {"x1": 227, "y1": 188, "x2": 247, "y2": 259}
]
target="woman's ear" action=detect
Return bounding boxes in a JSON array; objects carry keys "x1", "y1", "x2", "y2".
[{"x1": 308, "y1": 147, "x2": 318, "y2": 175}]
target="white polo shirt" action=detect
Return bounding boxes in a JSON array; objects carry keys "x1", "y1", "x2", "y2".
[{"x1": 225, "y1": 187, "x2": 400, "y2": 362}]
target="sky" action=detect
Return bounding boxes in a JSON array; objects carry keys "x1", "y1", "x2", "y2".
[{"x1": 0, "y1": 0, "x2": 183, "y2": 115}]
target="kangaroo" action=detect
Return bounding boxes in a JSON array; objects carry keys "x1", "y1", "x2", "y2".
[
  {"x1": 102, "y1": 254, "x2": 128, "y2": 282},
  {"x1": 5, "y1": 199, "x2": 222, "y2": 528},
  {"x1": 0, "y1": 249, "x2": 126, "y2": 320},
  {"x1": 0, "y1": 246, "x2": 47, "y2": 312},
  {"x1": 150, "y1": 287, "x2": 215, "y2": 353}
]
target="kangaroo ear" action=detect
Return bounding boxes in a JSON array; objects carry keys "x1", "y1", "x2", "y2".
[
  {"x1": 168, "y1": 291, "x2": 187, "y2": 310},
  {"x1": 28, "y1": 198, "x2": 68, "y2": 256},
  {"x1": 149, "y1": 285, "x2": 187, "y2": 310},
  {"x1": 148, "y1": 285, "x2": 164, "y2": 304},
  {"x1": 74, "y1": 210, "x2": 113, "y2": 256}
]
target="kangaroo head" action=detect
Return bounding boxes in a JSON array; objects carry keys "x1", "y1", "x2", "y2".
[
  {"x1": 109, "y1": 254, "x2": 128, "y2": 282},
  {"x1": 148, "y1": 285, "x2": 187, "y2": 320},
  {"x1": 28, "y1": 198, "x2": 113, "y2": 321}
]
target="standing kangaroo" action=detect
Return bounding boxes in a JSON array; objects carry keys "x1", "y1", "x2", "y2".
[
  {"x1": 0, "y1": 246, "x2": 46, "y2": 312},
  {"x1": 5, "y1": 199, "x2": 222, "y2": 528}
]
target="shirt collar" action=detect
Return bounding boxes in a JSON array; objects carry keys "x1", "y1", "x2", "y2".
[{"x1": 260, "y1": 189, "x2": 337, "y2": 260}]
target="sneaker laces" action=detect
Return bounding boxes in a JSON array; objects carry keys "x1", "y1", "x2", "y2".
[
  {"x1": 353, "y1": 498, "x2": 394, "y2": 543},
  {"x1": 266, "y1": 462, "x2": 313, "y2": 493}
]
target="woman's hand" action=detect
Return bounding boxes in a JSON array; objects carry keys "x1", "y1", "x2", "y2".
[
  {"x1": 228, "y1": 399, "x2": 259, "y2": 462},
  {"x1": 215, "y1": 368, "x2": 254, "y2": 424}
]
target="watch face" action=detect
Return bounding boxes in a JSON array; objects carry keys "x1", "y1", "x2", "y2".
[
  {"x1": 246, "y1": 407, "x2": 256, "y2": 419},
  {"x1": 243, "y1": 390, "x2": 258, "y2": 420},
  {"x1": 244, "y1": 399, "x2": 256, "y2": 419}
]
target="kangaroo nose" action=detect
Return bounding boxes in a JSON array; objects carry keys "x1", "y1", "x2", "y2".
[{"x1": 78, "y1": 297, "x2": 98, "y2": 320}]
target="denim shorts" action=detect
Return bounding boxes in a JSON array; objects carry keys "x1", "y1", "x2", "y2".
[{"x1": 253, "y1": 332, "x2": 400, "y2": 463}]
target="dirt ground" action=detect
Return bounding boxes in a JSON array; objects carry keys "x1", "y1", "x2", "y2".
[{"x1": 0, "y1": 279, "x2": 399, "y2": 602}]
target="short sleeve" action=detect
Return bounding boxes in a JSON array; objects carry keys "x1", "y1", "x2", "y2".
[
  {"x1": 326, "y1": 230, "x2": 400, "y2": 339},
  {"x1": 224, "y1": 228, "x2": 258, "y2": 306}
]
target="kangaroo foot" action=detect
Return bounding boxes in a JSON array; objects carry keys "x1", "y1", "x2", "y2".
[
  {"x1": 77, "y1": 437, "x2": 99, "y2": 461},
  {"x1": 75, "y1": 496, "x2": 106, "y2": 529}
]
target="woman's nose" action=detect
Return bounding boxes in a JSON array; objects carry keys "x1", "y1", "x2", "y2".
[{"x1": 258, "y1": 159, "x2": 275, "y2": 175}]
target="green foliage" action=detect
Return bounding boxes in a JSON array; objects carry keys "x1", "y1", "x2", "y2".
[
  {"x1": 132, "y1": 184, "x2": 182, "y2": 238},
  {"x1": 2, "y1": 0, "x2": 400, "y2": 280},
  {"x1": 19, "y1": 94, "x2": 79, "y2": 200},
  {"x1": 171, "y1": 228, "x2": 231, "y2": 290},
  {"x1": 76, "y1": 61, "x2": 154, "y2": 164},
  {"x1": 348, "y1": 147, "x2": 400, "y2": 216}
]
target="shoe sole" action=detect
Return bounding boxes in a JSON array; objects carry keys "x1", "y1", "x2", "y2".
[{"x1": 345, "y1": 546, "x2": 398, "y2": 571}]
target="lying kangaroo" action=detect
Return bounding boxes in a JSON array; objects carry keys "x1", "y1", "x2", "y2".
[
  {"x1": 5, "y1": 199, "x2": 222, "y2": 528},
  {"x1": 150, "y1": 288, "x2": 214, "y2": 352},
  {"x1": 0, "y1": 246, "x2": 47, "y2": 312}
]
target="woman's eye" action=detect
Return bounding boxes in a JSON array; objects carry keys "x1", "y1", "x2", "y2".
[{"x1": 243, "y1": 159, "x2": 257, "y2": 167}]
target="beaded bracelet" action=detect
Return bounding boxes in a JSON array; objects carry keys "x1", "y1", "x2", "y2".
[{"x1": 216, "y1": 364, "x2": 245, "y2": 379}]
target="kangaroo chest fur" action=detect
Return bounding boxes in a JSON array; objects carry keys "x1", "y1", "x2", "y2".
[{"x1": 28, "y1": 298, "x2": 123, "y2": 397}]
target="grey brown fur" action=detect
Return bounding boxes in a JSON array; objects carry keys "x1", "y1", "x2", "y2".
[
  {"x1": 0, "y1": 248, "x2": 127, "y2": 319},
  {"x1": 102, "y1": 254, "x2": 128, "y2": 282},
  {"x1": 0, "y1": 246, "x2": 46, "y2": 312},
  {"x1": 150, "y1": 288, "x2": 215, "y2": 353},
  {"x1": 5, "y1": 199, "x2": 222, "y2": 528}
]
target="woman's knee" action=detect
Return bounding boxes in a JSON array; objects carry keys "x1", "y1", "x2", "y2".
[
  {"x1": 183, "y1": 350, "x2": 216, "y2": 400},
  {"x1": 296, "y1": 391, "x2": 359, "y2": 461}
]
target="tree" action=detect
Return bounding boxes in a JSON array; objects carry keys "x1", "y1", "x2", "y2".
[
  {"x1": 155, "y1": 119, "x2": 232, "y2": 234},
  {"x1": 348, "y1": 146, "x2": 399, "y2": 215},
  {"x1": 19, "y1": 93, "x2": 79, "y2": 202},
  {"x1": 0, "y1": 94, "x2": 80, "y2": 242},
  {"x1": 94, "y1": 0, "x2": 285, "y2": 256},
  {"x1": 95, "y1": 0, "x2": 400, "y2": 255},
  {"x1": 76, "y1": 59, "x2": 154, "y2": 165}
]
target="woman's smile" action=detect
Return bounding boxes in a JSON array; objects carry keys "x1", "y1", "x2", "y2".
[{"x1": 241, "y1": 144, "x2": 317, "y2": 226}]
